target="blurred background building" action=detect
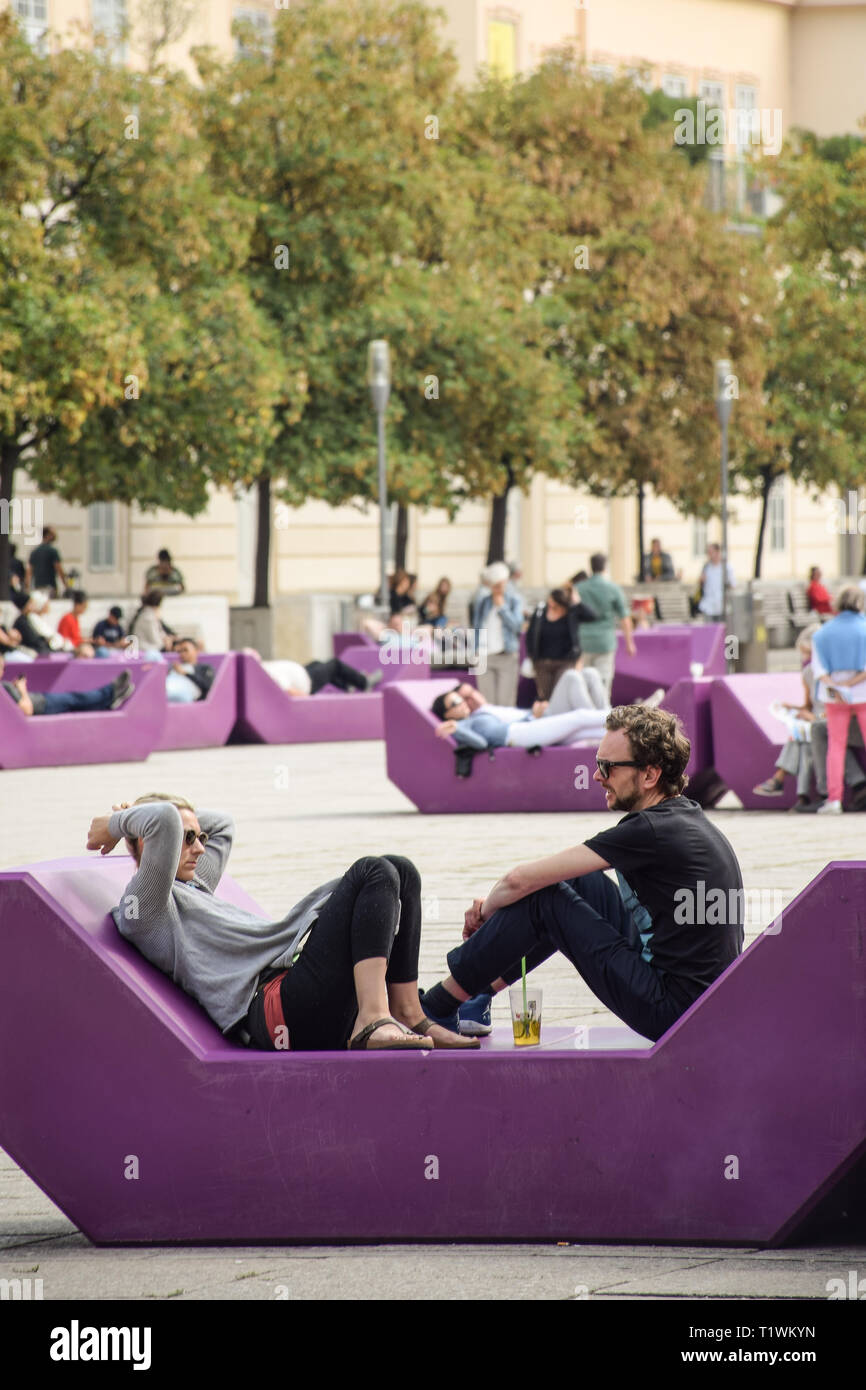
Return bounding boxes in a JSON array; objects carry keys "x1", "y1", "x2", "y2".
[{"x1": 6, "y1": 0, "x2": 866, "y2": 600}]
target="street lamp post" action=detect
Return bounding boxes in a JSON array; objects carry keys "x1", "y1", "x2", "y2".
[
  {"x1": 367, "y1": 340, "x2": 391, "y2": 614},
  {"x1": 714, "y1": 359, "x2": 734, "y2": 665}
]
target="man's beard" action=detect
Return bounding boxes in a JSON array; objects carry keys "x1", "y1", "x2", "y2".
[{"x1": 607, "y1": 782, "x2": 642, "y2": 813}]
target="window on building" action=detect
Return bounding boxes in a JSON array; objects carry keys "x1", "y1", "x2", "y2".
[
  {"x1": 89, "y1": 502, "x2": 117, "y2": 572},
  {"x1": 692, "y1": 517, "x2": 708, "y2": 558},
  {"x1": 92, "y1": 0, "x2": 126, "y2": 62},
  {"x1": 14, "y1": 0, "x2": 49, "y2": 51},
  {"x1": 698, "y1": 79, "x2": 725, "y2": 108},
  {"x1": 734, "y1": 83, "x2": 758, "y2": 149},
  {"x1": 661, "y1": 73, "x2": 688, "y2": 99},
  {"x1": 768, "y1": 478, "x2": 786, "y2": 552},
  {"x1": 487, "y1": 19, "x2": 517, "y2": 79},
  {"x1": 626, "y1": 67, "x2": 654, "y2": 94},
  {"x1": 233, "y1": 6, "x2": 274, "y2": 57}
]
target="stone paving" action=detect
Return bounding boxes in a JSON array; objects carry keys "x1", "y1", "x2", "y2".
[{"x1": 1, "y1": 737, "x2": 864, "y2": 1299}]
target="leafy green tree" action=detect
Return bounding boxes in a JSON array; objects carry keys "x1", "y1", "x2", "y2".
[{"x1": 0, "y1": 12, "x2": 286, "y2": 599}]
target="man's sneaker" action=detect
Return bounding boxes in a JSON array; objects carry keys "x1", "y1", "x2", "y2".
[
  {"x1": 418, "y1": 988, "x2": 460, "y2": 1034},
  {"x1": 364, "y1": 669, "x2": 384, "y2": 691},
  {"x1": 816, "y1": 799, "x2": 842, "y2": 815},
  {"x1": 110, "y1": 671, "x2": 134, "y2": 709},
  {"x1": 457, "y1": 993, "x2": 493, "y2": 1036},
  {"x1": 753, "y1": 778, "x2": 784, "y2": 797}
]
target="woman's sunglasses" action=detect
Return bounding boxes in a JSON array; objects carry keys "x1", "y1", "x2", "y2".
[
  {"x1": 596, "y1": 758, "x2": 645, "y2": 780},
  {"x1": 183, "y1": 829, "x2": 208, "y2": 848}
]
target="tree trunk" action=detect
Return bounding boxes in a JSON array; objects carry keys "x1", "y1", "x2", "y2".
[
  {"x1": 486, "y1": 459, "x2": 515, "y2": 564},
  {"x1": 636, "y1": 480, "x2": 645, "y2": 582},
  {"x1": 394, "y1": 503, "x2": 408, "y2": 572},
  {"x1": 253, "y1": 473, "x2": 271, "y2": 609},
  {"x1": 0, "y1": 444, "x2": 17, "y2": 603},
  {"x1": 753, "y1": 467, "x2": 771, "y2": 579}
]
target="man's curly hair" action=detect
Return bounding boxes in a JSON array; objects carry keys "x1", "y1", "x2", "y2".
[{"x1": 605, "y1": 706, "x2": 690, "y2": 797}]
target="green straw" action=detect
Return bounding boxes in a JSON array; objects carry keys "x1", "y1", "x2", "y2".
[{"x1": 521, "y1": 955, "x2": 528, "y2": 1036}]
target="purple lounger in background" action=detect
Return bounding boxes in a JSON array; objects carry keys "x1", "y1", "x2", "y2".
[
  {"x1": 611, "y1": 623, "x2": 726, "y2": 705},
  {"x1": 333, "y1": 631, "x2": 376, "y2": 658},
  {"x1": 710, "y1": 673, "x2": 818, "y2": 810},
  {"x1": 338, "y1": 643, "x2": 431, "y2": 684},
  {"x1": 233, "y1": 652, "x2": 383, "y2": 743},
  {"x1": 384, "y1": 679, "x2": 608, "y2": 814},
  {"x1": 0, "y1": 661, "x2": 167, "y2": 770},
  {"x1": 1, "y1": 854, "x2": 862, "y2": 1244},
  {"x1": 155, "y1": 653, "x2": 238, "y2": 752}
]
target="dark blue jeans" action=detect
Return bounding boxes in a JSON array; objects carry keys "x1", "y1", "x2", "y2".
[
  {"x1": 445, "y1": 871, "x2": 693, "y2": 1043},
  {"x1": 40, "y1": 684, "x2": 116, "y2": 715}
]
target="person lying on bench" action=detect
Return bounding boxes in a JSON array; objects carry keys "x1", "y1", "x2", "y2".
[
  {"x1": 258, "y1": 654, "x2": 383, "y2": 697},
  {"x1": 166, "y1": 637, "x2": 216, "y2": 704},
  {"x1": 0, "y1": 656, "x2": 134, "y2": 715},
  {"x1": 86, "y1": 794, "x2": 477, "y2": 1053},
  {"x1": 421, "y1": 705, "x2": 745, "y2": 1043}
]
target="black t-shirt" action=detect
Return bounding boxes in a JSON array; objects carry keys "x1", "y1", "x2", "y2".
[
  {"x1": 29, "y1": 542, "x2": 60, "y2": 588},
  {"x1": 584, "y1": 796, "x2": 744, "y2": 1003}
]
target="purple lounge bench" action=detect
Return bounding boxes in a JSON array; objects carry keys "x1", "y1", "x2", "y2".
[
  {"x1": 338, "y1": 643, "x2": 432, "y2": 685},
  {"x1": 611, "y1": 623, "x2": 726, "y2": 705},
  {"x1": 384, "y1": 679, "x2": 608, "y2": 813},
  {"x1": 333, "y1": 632, "x2": 376, "y2": 658},
  {"x1": 0, "y1": 854, "x2": 862, "y2": 1244},
  {"x1": 155, "y1": 653, "x2": 238, "y2": 752},
  {"x1": 234, "y1": 652, "x2": 383, "y2": 743},
  {"x1": 0, "y1": 660, "x2": 166, "y2": 770},
  {"x1": 709, "y1": 673, "x2": 839, "y2": 810}
]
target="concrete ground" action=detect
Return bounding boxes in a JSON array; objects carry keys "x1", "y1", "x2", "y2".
[{"x1": 1, "y1": 735, "x2": 863, "y2": 1301}]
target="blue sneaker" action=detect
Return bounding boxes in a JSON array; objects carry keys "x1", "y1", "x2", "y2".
[
  {"x1": 418, "y1": 989, "x2": 460, "y2": 1034},
  {"x1": 458, "y1": 993, "x2": 493, "y2": 1037}
]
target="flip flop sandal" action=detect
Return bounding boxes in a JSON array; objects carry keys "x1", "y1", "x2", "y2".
[
  {"x1": 411, "y1": 1018, "x2": 481, "y2": 1049},
  {"x1": 348, "y1": 1017, "x2": 432, "y2": 1051}
]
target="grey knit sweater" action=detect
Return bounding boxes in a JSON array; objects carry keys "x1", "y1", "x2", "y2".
[{"x1": 109, "y1": 802, "x2": 339, "y2": 1032}]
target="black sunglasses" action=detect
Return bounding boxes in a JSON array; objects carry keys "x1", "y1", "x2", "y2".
[
  {"x1": 596, "y1": 758, "x2": 645, "y2": 779},
  {"x1": 183, "y1": 829, "x2": 208, "y2": 848}
]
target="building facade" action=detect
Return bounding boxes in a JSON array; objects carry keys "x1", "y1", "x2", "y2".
[{"x1": 5, "y1": 0, "x2": 866, "y2": 600}]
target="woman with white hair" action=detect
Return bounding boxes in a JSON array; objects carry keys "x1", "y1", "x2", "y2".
[{"x1": 471, "y1": 561, "x2": 524, "y2": 705}]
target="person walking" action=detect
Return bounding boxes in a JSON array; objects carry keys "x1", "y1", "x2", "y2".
[
  {"x1": 809, "y1": 586, "x2": 866, "y2": 814},
  {"x1": 472, "y1": 561, "x2": 524, "y2": 706},
  {"x1": 25, "y1": 526, "x2": 67, "y2": 597},
  {"x1": 575, "y1": 554, "x2": 636, "y2": 697},
  {"x1": 697, "y1": 543, "x2": 735, "y2": 621}
]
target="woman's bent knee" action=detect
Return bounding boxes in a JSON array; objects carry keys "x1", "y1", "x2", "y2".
[
  {"x1": 349, "y1": 855, "x2": 400, "y2": 890},
  {"x1": 382, "y1": 854, "x2": 421, "y2": 894}
]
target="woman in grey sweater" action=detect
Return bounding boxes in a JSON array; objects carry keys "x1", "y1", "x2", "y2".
[{"x1": 86, "y1": 793, "x2": 477, "y2": 1052}]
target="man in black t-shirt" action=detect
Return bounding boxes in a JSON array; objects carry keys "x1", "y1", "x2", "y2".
[
  {"x1": 26, "y1": 527, "x2": 66, "y2": 597},
  {"x1": 422, "y1": 706, "x2": 745, "y2": 1042}
]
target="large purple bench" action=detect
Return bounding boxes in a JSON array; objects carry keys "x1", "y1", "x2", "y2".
[
  {"x1": 155, "y1": 653, "x2": 238, "y2": 752},
  {"x1": 1, "y1": 854, "x2": 862, "y2": 1244},
  {"x1": 333, "y1": 631, "x2": 376, "y2": 658},
  {"x1": 338, "y1": 643, "x2": 432, "y2": 684},
  {"x1": 611, "y1": 623, "x2": 726, "y2": 705},
  {"x1": 234, "y1": 653, "x2": 384, "y2": 743},
  {"x1": 709, "y1": 673, "x2": 833, "y2": 810},
  {"x1": 0, "y1": 660, "x2": 167, "y2": 769},
  {"x1": 384, "y1": 679, "x2": 608, "y2": 814}
]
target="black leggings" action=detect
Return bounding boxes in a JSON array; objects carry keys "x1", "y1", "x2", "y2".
[
  {"x1": 245, "y1": 855, "x2": 422, "y2": 1051},
  {"x1": 306, "y1": 658, "x2": 367, "y2": 695}
]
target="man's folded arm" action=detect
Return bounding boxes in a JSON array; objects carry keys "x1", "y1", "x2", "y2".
[
  {"x1": 482, "y1": 843, "x2": 610, "y2": 919},
  {"x1": 109, "y1": 803, "x2": 183, "y2": 931},
  {"x1": 194, "y1": 809, "x2": 235, "y2": 891}
]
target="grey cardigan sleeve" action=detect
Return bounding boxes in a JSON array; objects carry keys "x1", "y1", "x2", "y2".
[
  {"x1": 192, "y1": 809, "x2": 234, "y2": 894},
  {"x1": 109, "y1": 802, "x2": 184, "y2": 935}
]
